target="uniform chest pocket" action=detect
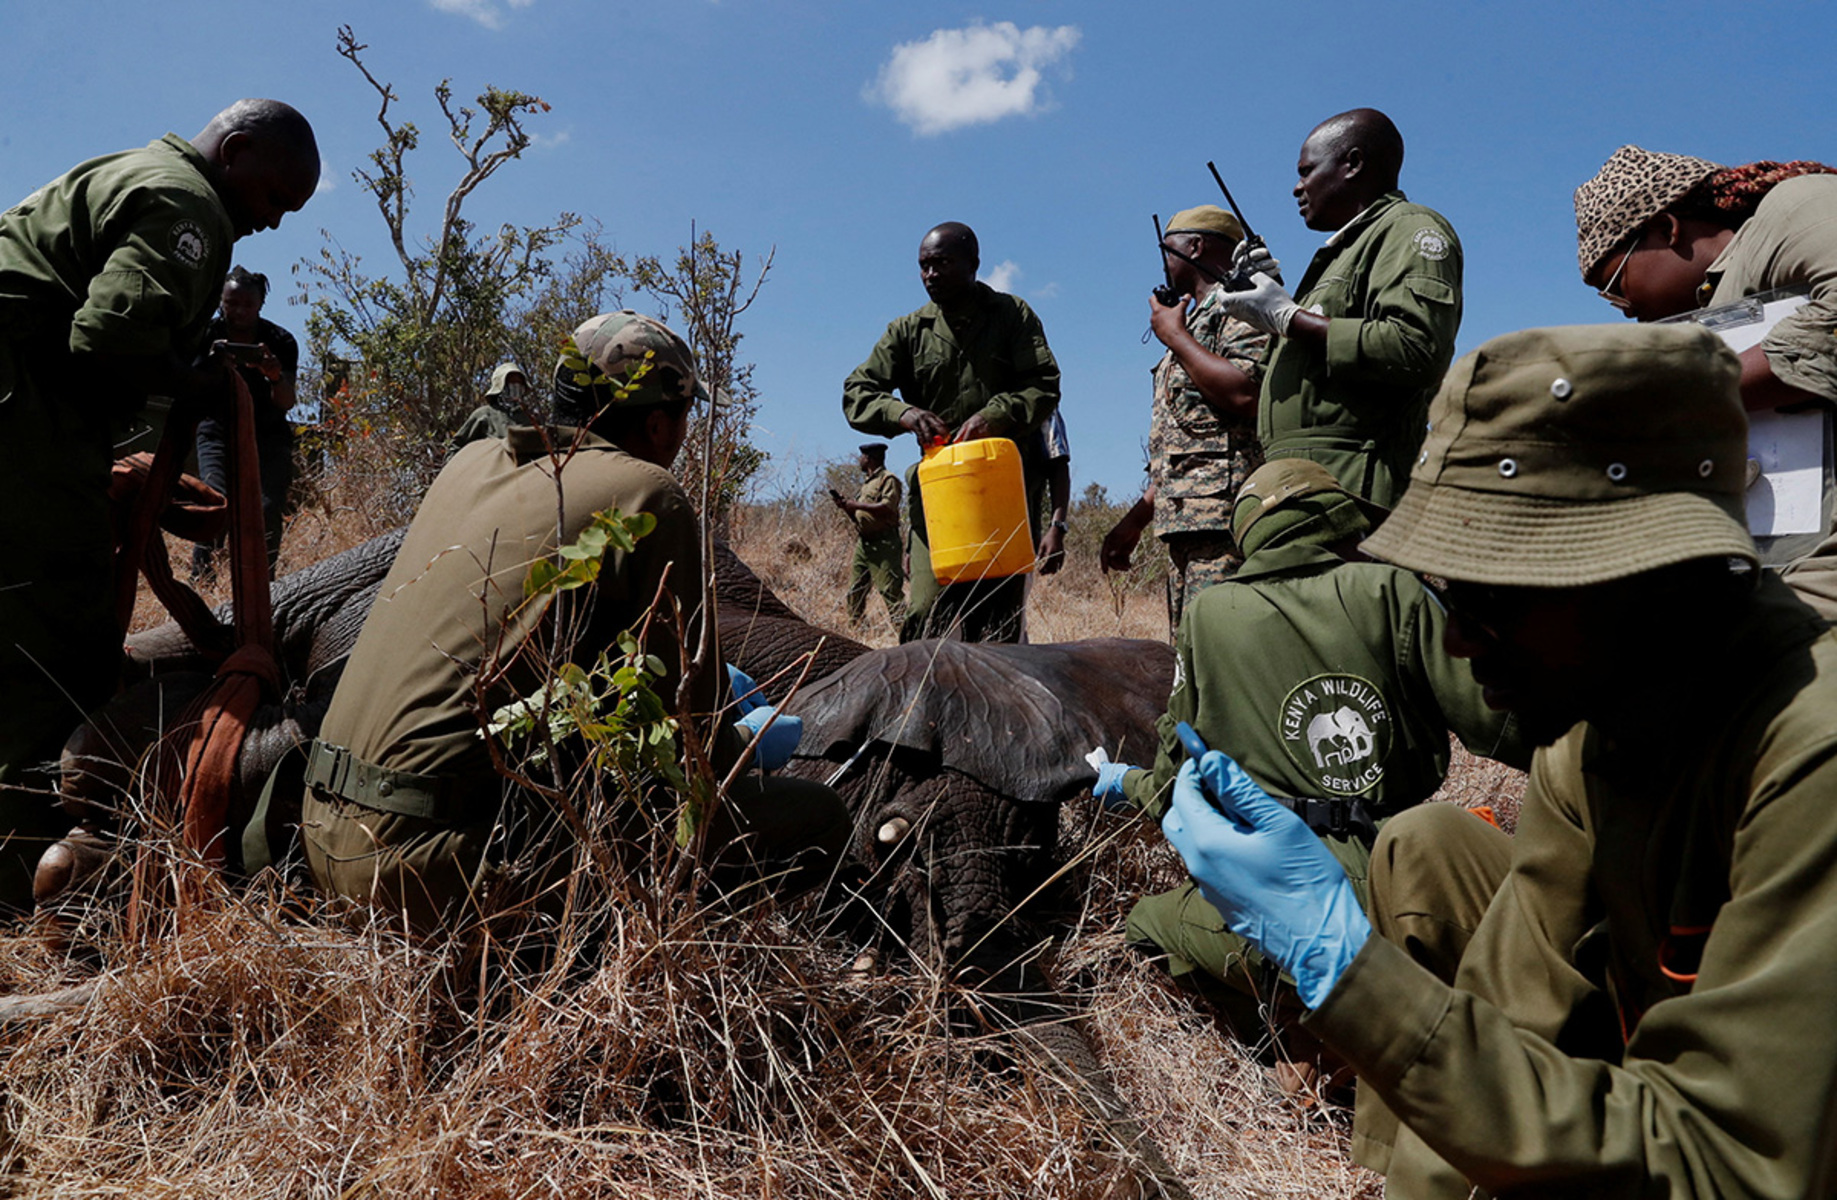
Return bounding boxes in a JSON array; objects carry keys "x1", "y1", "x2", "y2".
[
  {"x1": 1170, "y1": 389, "x2": 1225, "y2": 439},
  {"x1": 1300, "y1": 274, "x2": 1351, "y2": 315}
]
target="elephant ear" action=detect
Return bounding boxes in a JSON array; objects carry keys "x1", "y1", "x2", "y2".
[{"x1": 786, "y1": 638, "x2": 1174, "y2": 804}]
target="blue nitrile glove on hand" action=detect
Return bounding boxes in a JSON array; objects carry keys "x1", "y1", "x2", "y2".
[
  {"x1": 735, "y1": 706, "x2": 802, "y2": 772},
  {"x1": 1216, "y1": 271, "x2": 1301, "y2": 337},
  {"x1": 726, "y1": 663, "x2": 768, "y2": 716},
  {"x1": 1161, "y1": 751, "x2": 1371, "y2": 1010},
  {"x1": 1085, "y1": 747, "x2": 1140, "y2": 811}
]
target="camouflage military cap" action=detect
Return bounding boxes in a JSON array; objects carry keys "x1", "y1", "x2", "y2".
[
  {"x1": 1574, "y1": 145, "x2": 1723, "y2": 278},
  {"x1": 1165, "y1": 205, "x2": 1244, "y2": 243},
  {"x1": 553, "y1": 311, "x2": 705, "y2": 411},
  {"x1": 1232, "y1": 458, "x2": 1386, "y2": 550},
  {"x1": 1361, "y1": 324, "x2": 1756, "y2": 587}
]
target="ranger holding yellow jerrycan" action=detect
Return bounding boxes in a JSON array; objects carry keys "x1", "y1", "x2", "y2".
[{"x1": 843, "y1": 220, "x2": 1062, "y2": 643}]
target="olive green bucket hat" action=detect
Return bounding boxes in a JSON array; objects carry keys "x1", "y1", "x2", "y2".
[{"x1": 1361, "y1": 323, "x2": 1756, "y2": 587}]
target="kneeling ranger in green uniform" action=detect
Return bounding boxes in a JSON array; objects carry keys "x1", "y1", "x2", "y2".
[
  {"x1": 1160, "y1": 323, "x2": 1837, "y2": 1197},
  {"x1": 1094, "y1": 457, "x2": 1526, "y2": 1046},
  {"x1": 301, "y1": 313, "x2": 849, "y2": 936}
]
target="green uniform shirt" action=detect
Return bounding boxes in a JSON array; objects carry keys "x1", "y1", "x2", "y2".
[
  {"x1": 1122, "y1": 540, "x2": 1523, "y2": 817},
  {"x1": 447, "y1": 402, "x2": 513, "y2": 457},
  {"x1": 318, "y1": 425, "x2": 737, "y2": 789},
  {"x1": 853, "y1": 465, "x2": 902, "y2": 537},
  {"x1": 1148, "y1": 288, "x2": 1268, "y2": 539},
  {"x1": 0, "y1": 134, "x2": 232, "y2": 362},
  {"x1": 842, "y1": 281, "x2": 1060, "y2": 443},
  {"x1": 1311, "y1": 576, "x2": 1837, "y2": 1198},
  {"x1": 1258, "y1": 191, "x2": 1463, "y2": 507},
  {"x1": 1705, "y1": 173, "x2": 1837, "y2": 404}
]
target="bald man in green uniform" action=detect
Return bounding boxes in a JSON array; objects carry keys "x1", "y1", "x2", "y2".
[
  {"x1": 303, "y1": 312, "x2": 849, "y2": 936},
  {"x1": 1218, "y1": 108, "x2": 1462, "y2": 507},
  {"x1": 1159, "y1": 323, "x2": 1837, "y2": 1197},
  {"x1": 1095, "y1": 458, "x2": 1524, "y2": 1044},
  {"x1": 0, "y1": 99, "x2": 319, "y2": 913},
  {"x1": 843, "y1": 221, "x2": 1061, "y2": 643}
]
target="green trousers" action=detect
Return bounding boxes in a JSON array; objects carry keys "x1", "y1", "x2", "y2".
[
  {"x1": 303, "y1": 771, "x2": 853, "y2": 937},
  {"x1": 1126, "y1": 830, "x2": 1375, "y2": 1050},
  {"x1": 1347, "y1": 803, "x2": 1511, "y2": 1175},
  {"x1": 0, "y1": 343, "x2": 122, "y2": 914},
  {"x1": 845, "y1": 530, "x2": 905, "y2": 631}
]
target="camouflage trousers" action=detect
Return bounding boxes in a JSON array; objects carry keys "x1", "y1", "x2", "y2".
[
  {"x1": 846, "y1": 530, "x2": 905, "y2": 632},
  {"x1": 1162, "y1": 530, "x2": 1243, "y2": 630}
]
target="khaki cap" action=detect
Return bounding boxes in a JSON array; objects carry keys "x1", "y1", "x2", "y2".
[
  {"x1": 1232, "y1": 458, "x2": 1387, "y2": 548},
  {"x1": 1165, "y1": 204, "x2": 1244, "y2": 243},
  {"x1": 1574, "y1": 145, "x2": 1723, "y2": 278},
  {"x1": 1361, "y1": 324, "x2": 1756, "y2": 587},
  {"x1": 553, "y1": 310, "x2": 706, "y2": 410}
]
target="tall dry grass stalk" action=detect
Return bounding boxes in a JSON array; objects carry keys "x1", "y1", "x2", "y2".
[{"x1": 2, "y1": 467, "x2": 1538, "y2": 1198}]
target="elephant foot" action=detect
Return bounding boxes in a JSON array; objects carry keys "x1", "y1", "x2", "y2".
[{"x1": 33, "y1": 826, "x2": 118, "y2": 953}]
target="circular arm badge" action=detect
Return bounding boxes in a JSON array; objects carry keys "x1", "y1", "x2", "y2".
[{"x1": 1279, "y1": 673, "x2": 1390, "y2": 795}]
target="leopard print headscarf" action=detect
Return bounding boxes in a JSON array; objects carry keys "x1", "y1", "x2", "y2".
[{"x1": 1573, "y1": 145, "x2": 1723, "y2": 278}]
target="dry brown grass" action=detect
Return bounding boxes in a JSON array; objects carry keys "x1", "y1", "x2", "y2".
[{"x1": 3, "y1": 479, "x2": 1523, "y2": 1198}]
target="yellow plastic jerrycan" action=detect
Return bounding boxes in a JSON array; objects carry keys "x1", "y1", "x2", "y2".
[{"x1": 918, "y1": 437, "x2": 1035, "y2": 584}]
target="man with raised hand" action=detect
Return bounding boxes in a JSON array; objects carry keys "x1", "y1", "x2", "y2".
[
  {"x1": 0, "y1": 100, "x2": 319, "y2": 913},
  {"x1": 843, "y1": 221, "x2": 1060, "y2": 643},
  {"x1": 1161, "y1": 323, "x2": 1837, "y2": 1196},
  {"x1": 1220, "y1": 108, "x2": 1461, "y2": 508}
]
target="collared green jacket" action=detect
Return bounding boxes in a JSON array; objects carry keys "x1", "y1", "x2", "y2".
[
  {"x1": 0, "y1": 133, "x2": 232, "y2": 364},
  {"x1": 1706, "y1": 173, "x2": 1837, "y2": 404},
  {"x1": 1310, "y1": 576, "x2": 1837, "y2": 1198},
  {"x1": 1121, "y1": 540, "x2": 1523, "y2": 818},
  {"x1": 1258, "y1": 191, "x2": 1463, "y2": 507},
  {"x1": 842, "y1": 281, "x2": 1060, "y2": 442},
  {"x1": 853, "y1": 465, "x2": 902, "y2": 537}
]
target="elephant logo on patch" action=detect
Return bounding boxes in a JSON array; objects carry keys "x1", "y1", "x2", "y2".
[
  {"x1": 1306, "y1": 706, "x2": 1375, "y2": 769},
  {"x1": 1279, "y1": 673, "x2": 1390, "y2": 796}
]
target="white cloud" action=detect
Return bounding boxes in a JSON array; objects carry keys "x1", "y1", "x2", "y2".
[
  {"x1": 867, "y1": 22, "x2": 1080, "y2": 136},
  {"x1": 429, "y1": 0, "x2": 534, "y2": 30},
  {"x1": 529, "y1": 129, "x2": 572, "y2": 150},
  {"x1": 314, "y1": 168, "x2": 336, "y2": 195},
  {"x1": 981, "y1": 259, "x2": 1021, "y2": 293},
  {"x1": 1031, "y1": 281, "x2": 1060, "y2": 300}
]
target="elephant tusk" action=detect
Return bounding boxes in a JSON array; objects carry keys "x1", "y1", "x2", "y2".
[{"x1": 876, "y1": 816, "x2": 911, "y2": 845}]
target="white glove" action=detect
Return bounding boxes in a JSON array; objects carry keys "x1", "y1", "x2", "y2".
[
  {"x1": 1217, "y1": 272, "x2": 1301, "y2": 337},
  {"x1": 1232, "y1": 240, "x2": 1281, "y2": 281}
]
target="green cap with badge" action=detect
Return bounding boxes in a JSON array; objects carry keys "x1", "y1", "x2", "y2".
[
  {"x1": 1233, "y1": 458, "x2": 1389, "y2": 557},
  {"x1": 553, "y1": 310, "x2": 706, "y2": 412},
  {"x1": 1360, "y1": 323, "x2": 1756, "y2": 587}
]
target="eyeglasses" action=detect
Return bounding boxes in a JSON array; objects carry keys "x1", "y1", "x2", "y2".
[
  {"x1": 1425, "y1": 577, "x2": 1538, "y2": 642},
  {"x1": 1595, "y1": 232, "x2": 1643, "y2": 310}
]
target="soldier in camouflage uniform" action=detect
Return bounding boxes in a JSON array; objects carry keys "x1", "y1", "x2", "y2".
[
  {"x1": 1103, "y1": 205, "x2": 1268, "y2": 627},
  {"x1": 833, "y1": 442, "x2": 905, "y2": 632},
  {"x1": 0, "y1": 100, "x2": 318, "y2": 913}
]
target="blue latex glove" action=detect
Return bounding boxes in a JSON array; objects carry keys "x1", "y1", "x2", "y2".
[
  {"x1": 734, "y1": 706, "x2": 802, "y2": 772},
  {"x1": 726, "y1": 663, "x2": 767, "y2": 716},
  {"x1": 1092, "y1": 761, "x2": 1139, "y2": 810},
  {"x1": 1161, "y1": 751, "x2": 1371, "y2": 1010}
]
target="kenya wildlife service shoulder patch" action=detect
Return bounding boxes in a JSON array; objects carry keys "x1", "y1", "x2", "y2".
[
  {"x1": 1279, "y1": 673, "x2": 1390, "y2": 796},
  {"x1": 1412, "y1": 227, "x2": 1451, "y2": 261},
  {"x1": 170, "y1": 220, "x2": 209, "y2": 268}
]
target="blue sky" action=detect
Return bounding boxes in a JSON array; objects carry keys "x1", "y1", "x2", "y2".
[{"x1": 2, "y1": 1, "x2": 1832, "y2": 502}]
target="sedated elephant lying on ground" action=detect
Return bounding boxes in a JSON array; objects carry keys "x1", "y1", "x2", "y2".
[{"x1": 712, "y1": 542, "x2": 1173, "y2": 968}]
